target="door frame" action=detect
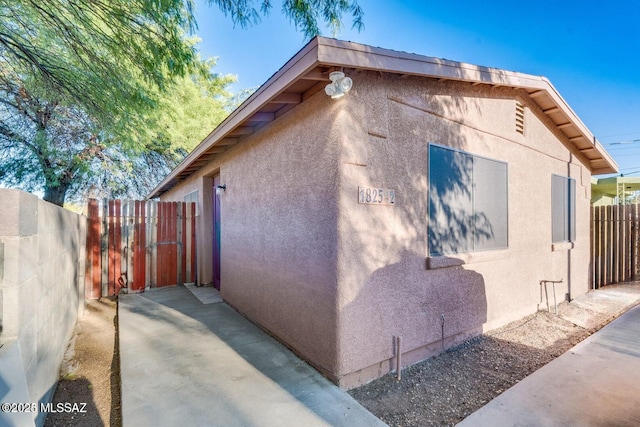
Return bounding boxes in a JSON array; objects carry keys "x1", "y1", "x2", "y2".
[{"x1": 213, "y1": 175, "x2": 221, "y2": 290}]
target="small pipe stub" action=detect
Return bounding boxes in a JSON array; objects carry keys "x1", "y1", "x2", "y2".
[
  {"x1": 540, "y1": 279, "x2": 563, "y2": 315},
  {"x1": 440, "y1": 314, "x2": 445, "y2": 351},
  {"x1": 396, "y1": 336, "x2": 402, "y2": 381}
]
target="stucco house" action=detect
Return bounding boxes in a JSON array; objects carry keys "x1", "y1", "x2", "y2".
[
  {"x1": 591, "y1": 176, "x2": 640, "y2": 206},
  {"x1": 149, "y1": 37, "x2": 618, "y2": 388}
]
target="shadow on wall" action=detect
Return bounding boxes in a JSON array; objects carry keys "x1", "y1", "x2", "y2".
[
  {"x1": 428, "y1": 144, "x2": 501, "y2": 255},
  {"x1": 349, "y1": 332, "x2": 580, "y2": 426},
  {"x1": 340, "y1": 251, "x2": 488, "y2": 378},
  {"x1": 337, "y1": 75, "x2": 516, "y2": 379}
]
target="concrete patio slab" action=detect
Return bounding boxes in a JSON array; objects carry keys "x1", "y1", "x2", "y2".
[
  {"x1": 184, "y1": 283, "x2": 223, "y2": 305},
  {"x1": 119, "y1": 286, "x2": 386, "y2": 427},
  {"x1": 458, "y1": 302, "x2": 640, "y2": 426},
  {"x1": 559, "y1": 282, "x2": 640, "y2": 329}
]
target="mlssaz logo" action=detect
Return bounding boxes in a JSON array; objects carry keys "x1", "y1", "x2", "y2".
[{"x1": 40, "y1": 402, "x2": 88, "y2": 413}]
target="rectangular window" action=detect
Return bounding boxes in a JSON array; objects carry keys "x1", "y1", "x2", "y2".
[
  {"x1": 551, "y1": 175, "x2": 576, "y2": 243},
  {"x1": 428, "y1": 144, "x2": 508, "y2": 256},
  {"x1": 184, "y1": 190, "x2": 199, "y2": 215}
]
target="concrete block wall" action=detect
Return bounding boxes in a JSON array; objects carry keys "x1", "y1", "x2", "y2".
[{"x1": 0, "y1": 189, "x2": 86, "y2": 426}]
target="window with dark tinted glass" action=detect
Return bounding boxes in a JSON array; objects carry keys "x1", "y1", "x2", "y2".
[
  {"x1": 552, "y1": 175, "x2": 576, "y2": 243},
  {"x1": 428, "y1": 144, "x2": 508, "y2": 256}
]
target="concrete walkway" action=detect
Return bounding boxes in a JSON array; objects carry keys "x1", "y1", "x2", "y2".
[
  {"x1": 459, "y1": 287, "x2": 640, "y2": 426},
  {"x1": 118, "y1": 286, "x2": 386, "y2": 427}
]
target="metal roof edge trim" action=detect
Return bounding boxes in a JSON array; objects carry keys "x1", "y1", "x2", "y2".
[
  {"x1": 149, "y1": 37, "x2": 618, "y2": 197},
  {"x1": 319, "y1": 38, "x2": 617, "y2": 174}
]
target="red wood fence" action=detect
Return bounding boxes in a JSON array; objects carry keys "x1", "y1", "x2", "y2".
[
  {"x1": 591, "y1": 204, "x2": 640, "y2": 288},
  {"x1": 85, "y1": 199, "x2": 197, "y2": 298}
]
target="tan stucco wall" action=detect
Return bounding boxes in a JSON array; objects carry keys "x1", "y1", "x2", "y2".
[
  {"x1": 161, "y1": 92, "x2": 343, "y2": 374},
  {"x1": 163, "y1": 71, "x2": 594, "y2": 388},
  {"x1": 333, "y1": 71, "x2": 592, "y2": 387}
]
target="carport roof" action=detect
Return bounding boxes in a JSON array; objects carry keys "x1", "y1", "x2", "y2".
[{"x1": 148, "y1": 37, "x2": 618, "y2": 198}]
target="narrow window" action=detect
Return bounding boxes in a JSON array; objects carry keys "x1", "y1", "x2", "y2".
[
  {"x1": 428, "y1": 144, "x2": 508, "y2": 256},
  {"x1": 552, "y1": 175, "x2": 576, "y2": 243},
  {"x1": 184, "y1": 190, "x2": 199, "y2": 215}
]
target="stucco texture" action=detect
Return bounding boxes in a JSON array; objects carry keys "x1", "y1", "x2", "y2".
[
  {"x1": 162, "y1": 71, "x2": 593, "y2": 388},
  {"x1": 163, "y1": 92, "x2": 344, "y2": 375},
  {"x1": 334, "y1": 71, "x2": 591, "y2": 387}
]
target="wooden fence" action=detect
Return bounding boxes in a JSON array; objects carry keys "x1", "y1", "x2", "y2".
[
  {"x1": 85, "y1": 199, "x2": 197, "y2": 298},
  {"x1": 591, "y1": 204, "x2": 640, "y2": 288}
]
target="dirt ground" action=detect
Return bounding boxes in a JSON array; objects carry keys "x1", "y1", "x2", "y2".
[
  {"x1": 348, "y1": 302, "x2": 629, "y2": 426},
  {"x1": 44, "y1": 298, "x2": 121, "y2": 427}
]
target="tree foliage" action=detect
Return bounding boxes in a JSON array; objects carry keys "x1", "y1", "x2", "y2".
[
  {"x1": 0, "y1": 0, "x2": 197, "y2": 122},
  {"x1": 207, "y1": 0, "x2": 364, "y2": 38},
  {"x1": 1, "y1": 0, "x2": 363, "y2": 121},
  {"x1": 148, "y1": 58, "x2": 242, "y2": 155},
  {"x1": 0, "y1": 0, "x2": 364, "y2": 206},
  {"x1": 0, "y1": 60, "x2": 239, "y2": 206}
]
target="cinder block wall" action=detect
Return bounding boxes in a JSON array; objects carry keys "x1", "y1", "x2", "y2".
[{"x1": 0, "y1": 189, "x2": 86, "y2": 426}]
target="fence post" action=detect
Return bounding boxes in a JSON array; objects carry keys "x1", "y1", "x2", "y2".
[
  {"x1": 619, "y1": 204, "x2": 624, "y2": 282},
  {"x1": 631, "y1": 204, "x2": 640, "y2": 280},
  {"x1": 191, "y1": 203, "x2": 197, "y2": 284},
  {"x1": 85, "y1": 199, "x2": 101, "y2": 299},
  {"x1": 132, "y1": 200, "x2": 140, "y2": 291},
  {"x1": 157, "y1": 202, "x2": 165, "y2": 287},
  {"x1": 588, "y1": 206, "x2": 596, "y2": 289},
  {"x1": 625, "y1": 205, "x2": 632, "y2": 281},
  {"x1": 126, "y1": 200, "x2": 134, "y2": 291},
  {"x1": 149, "y1": 201, "x2": 157, "y2": 288},
  {"x1": 177, "y1": 202, "x2": 184, "y2": 286},
  {"x1": 591, "y1": 206, "x2": 602, "y2": 289},
  {"x1": 101, "y1": 199, "x2": 108, "y2": 297}
]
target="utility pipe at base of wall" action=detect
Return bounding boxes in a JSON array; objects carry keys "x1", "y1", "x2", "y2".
[
  {"x1": 441, "y1": 314, "x2": 445, "y2": 351},
  {"x1": 396, "y1": 336, "x2": 402, "y2": 381},
  {"x1": 540, "y1": 279, "x2": 563, "y2": 315}
]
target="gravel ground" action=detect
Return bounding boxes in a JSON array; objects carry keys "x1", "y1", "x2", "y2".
[
  {"x1": 44, "y1": 298, "x2": 121, "y2": 427},
  {"x1": 349, "y1": 297, "x2": 636, "y2": 427}
]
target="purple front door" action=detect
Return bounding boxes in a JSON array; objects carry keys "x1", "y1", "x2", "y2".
[{"x1": 213, "y1": 176, "x2": 221, "y2": 289}]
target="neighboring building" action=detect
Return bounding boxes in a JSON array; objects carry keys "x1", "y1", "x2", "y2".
[
  {"x1": 149, "y1": 37, "x2": 618, "y2": 388},
  {"x1": 591, "y1": 176, "x2": 640, "y2": 206}
]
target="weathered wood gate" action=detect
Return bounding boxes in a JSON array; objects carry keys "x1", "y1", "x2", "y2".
[
  {"x1": 591, "y1": 204, "x2": 640, "y2": 288},
  {"x1": 85, "y1": 199, "x2": 197, "y2": 298}
]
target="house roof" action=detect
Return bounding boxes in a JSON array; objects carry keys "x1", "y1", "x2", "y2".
[{"x1": 148, "y1": 37, "x2": 619, "y2": 198}]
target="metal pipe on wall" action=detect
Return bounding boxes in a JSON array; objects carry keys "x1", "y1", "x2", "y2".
[
  {"x1": 396, "y1": 336, "x2": 402, "y2": 381},
  {"x1": 540, "y1": 279, "x2": 563, "y2": 315}
]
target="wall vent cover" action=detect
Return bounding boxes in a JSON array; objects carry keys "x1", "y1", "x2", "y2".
[{"x1": 516, "y1": 101, "x2": 525, "y2": 135}]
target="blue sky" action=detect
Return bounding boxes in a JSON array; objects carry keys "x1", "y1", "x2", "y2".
[{"x1": 193, "y1": 0, "x2": 640, "y2": 176}]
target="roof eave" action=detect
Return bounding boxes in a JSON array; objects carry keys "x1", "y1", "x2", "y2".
[
  {"x1": 148, "y1": 37, "x2": 618, "y2": 198},
  {"x1": 147, "y1": 38, "x2": 324, "y2": 199}
]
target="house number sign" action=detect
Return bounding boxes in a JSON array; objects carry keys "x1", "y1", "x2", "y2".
[{"x1": 358, "y1": 186, "x2": 395, "y2": 205}]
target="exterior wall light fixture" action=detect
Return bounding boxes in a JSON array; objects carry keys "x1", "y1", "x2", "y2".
[
  {"x1": 324, "y1": 71, "x2": 353, "y2": 99},
  {"x1": 215, "y1": 184, "x2": 226, "y2": 195}
]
